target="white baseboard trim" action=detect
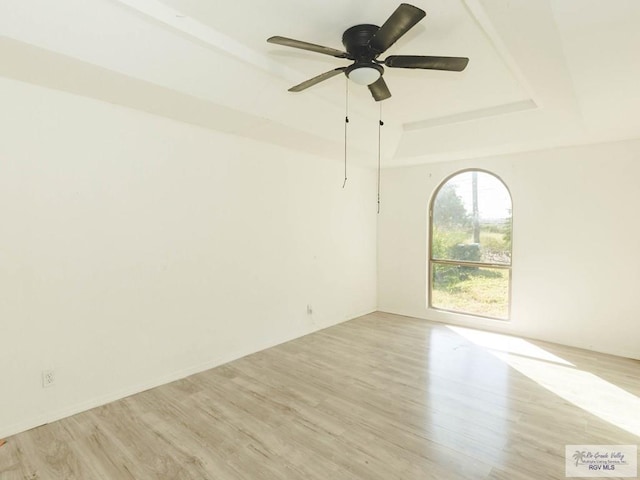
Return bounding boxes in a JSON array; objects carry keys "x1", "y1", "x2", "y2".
[
  {"x1": 1, "y1": 308, "x2": 375, "y2": 439},
  {"x1": 377, "y1": 308, "x2": 640, "y2": 361}
]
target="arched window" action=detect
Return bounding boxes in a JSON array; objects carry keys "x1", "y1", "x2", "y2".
[{"x1": 429, "y1": 170, "x2": 512, "y2": 320}]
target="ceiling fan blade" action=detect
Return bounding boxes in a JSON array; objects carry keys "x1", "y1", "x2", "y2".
[
  {"x1": 368, "y1": 77, "x2": 392, "y2": 102},
  {"x1": 267, "y1": 36, "x2": 349, "y2": 59},
  {"x1": 369, "y1": 4, "x2": 426, "y2": 54},
  {"x1": 384, "y1": 55, "x2": 469, "y2": 71},
  {"x1": 288, "y1": 68, "x2": 346, "y2": 92}
]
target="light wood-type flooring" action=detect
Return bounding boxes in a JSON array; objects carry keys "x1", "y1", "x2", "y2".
[{"x1": 1, "y1": 312, "x2": 639, "y2": 479}]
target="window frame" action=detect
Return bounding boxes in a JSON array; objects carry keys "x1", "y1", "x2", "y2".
[{"x1": 428, "y1": 169, "x2": 513, "y2": 321}]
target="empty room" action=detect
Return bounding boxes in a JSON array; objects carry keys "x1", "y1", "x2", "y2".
[{"x1": 1, "y1": 1, "x2": 639, "y2": 479}]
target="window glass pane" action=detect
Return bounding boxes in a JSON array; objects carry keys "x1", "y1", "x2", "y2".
[
  {"x1": 431, "y1": 265, "x2": 510, "y2": 319},
  {"x1": 432, "y1": 171, "x2": 511, "y2": 265}
]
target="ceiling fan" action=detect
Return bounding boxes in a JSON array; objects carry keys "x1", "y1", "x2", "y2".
[{"x1": 267, "y1": 3, "x2": 469, "y2": 102}]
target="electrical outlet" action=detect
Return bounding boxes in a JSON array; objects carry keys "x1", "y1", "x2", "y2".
[
  {"x1": 42, "y1": 369, "x2": 55, "y2": 388},
  {"x1": 306, "y1": 304, "x2": 313, "y2": 315}
]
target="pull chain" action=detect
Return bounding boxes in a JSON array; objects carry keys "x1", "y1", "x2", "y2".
[
  {"x1": 377, "y1": 102, "x2": 383, "y2": 214},
  {"x1": 343, "y1": 79, "x2": 349, "y2": 188}
]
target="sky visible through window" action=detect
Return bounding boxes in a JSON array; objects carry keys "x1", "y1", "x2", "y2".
[{"x1": 447, "y1": 172, "x2": 511, "y2": 221}]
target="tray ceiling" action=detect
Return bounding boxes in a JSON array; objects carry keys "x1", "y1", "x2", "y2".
[{"x1": 1, "y1": 0, "x2": 639, "y2": 166}]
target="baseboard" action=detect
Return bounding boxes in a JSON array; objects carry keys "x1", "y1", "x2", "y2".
[
  {"x1": 0, "y1": 308, "x2": 376, "y2": 439},
  {"x1": 376, "y1": 308, "x2": 640, "y2": 361}
]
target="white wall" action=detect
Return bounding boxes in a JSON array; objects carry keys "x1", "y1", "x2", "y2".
[
  {"x1": 378, "y1": 138, "x2": 640, "y2": 360},
  {"x1": 0, "y1": 77, "x2": 378, "y2": 438}
]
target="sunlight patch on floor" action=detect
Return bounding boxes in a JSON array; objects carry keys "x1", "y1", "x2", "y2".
[
  {"x1": 448, "y1": 326, "x2": 574, "y2": 366},
  {"x1": 447, "y1": 326, "x2": 640, "y2": 438}
]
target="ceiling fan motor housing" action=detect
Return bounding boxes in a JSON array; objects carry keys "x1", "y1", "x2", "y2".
[{"x1": 342, "y1": 24, "x2": 380, "y2": 60}]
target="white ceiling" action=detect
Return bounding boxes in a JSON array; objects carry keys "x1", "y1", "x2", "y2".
[{"x1": 1, "y1": 0, "x2": 639, "y2": 166}]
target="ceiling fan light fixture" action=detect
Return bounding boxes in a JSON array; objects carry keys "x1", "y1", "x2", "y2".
[{"x1": 346, "y1": 63, "x2": 383, "y2": 86}]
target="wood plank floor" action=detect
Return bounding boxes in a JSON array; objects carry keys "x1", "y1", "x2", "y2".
[{"x1": 1, "y1": 312, "x2": 639, "y2": 479}]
